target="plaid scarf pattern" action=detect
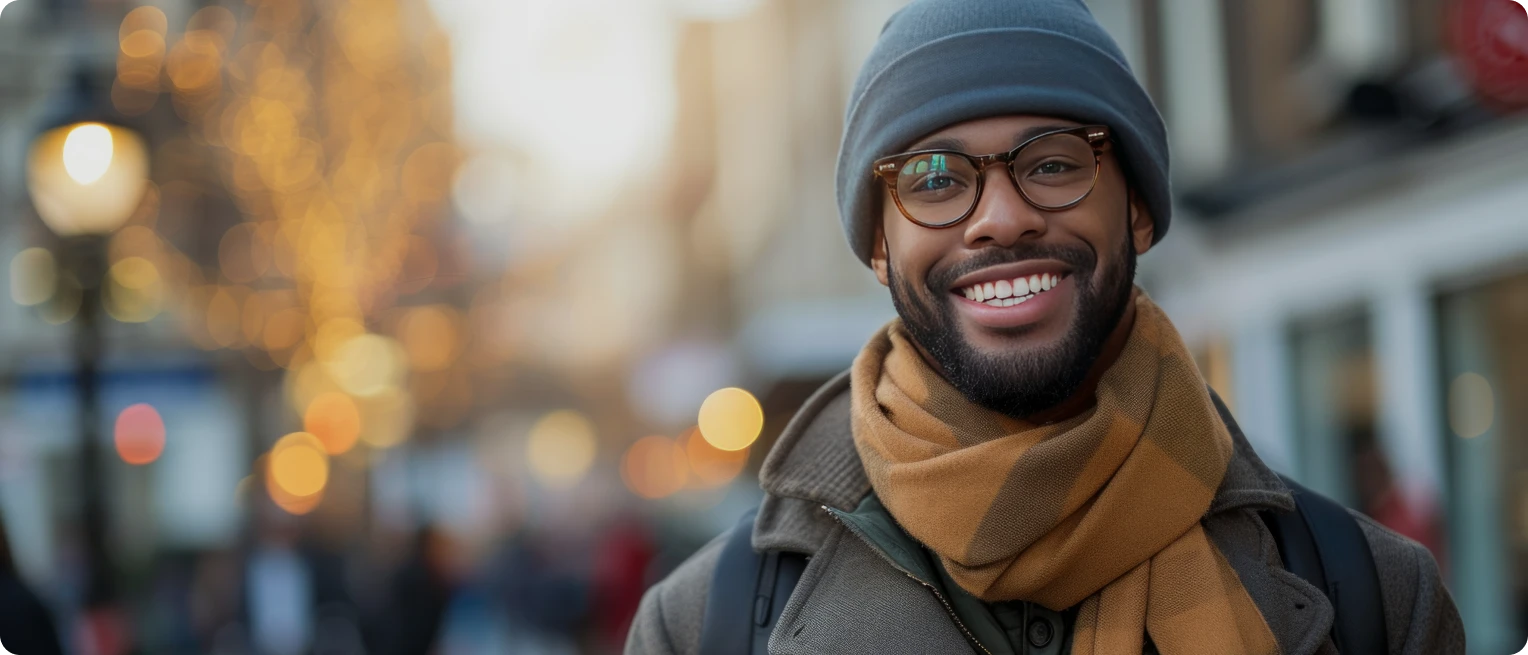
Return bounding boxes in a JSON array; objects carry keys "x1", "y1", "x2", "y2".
[{"x1": 850, "y1": 292, "x2": 1280, "y2": 654}]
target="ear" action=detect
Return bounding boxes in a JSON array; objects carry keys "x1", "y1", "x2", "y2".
[
  {"x1": 870, "y1": 224, "x2": 890, "y2": 287},
  {"x1": 1129, "y1": 190, "x2": 1155, "y2": 256}
]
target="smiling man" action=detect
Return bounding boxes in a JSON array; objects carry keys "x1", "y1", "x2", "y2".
[{"x1": 627, "y1": 1, "x2": 1463, "y2": 654}]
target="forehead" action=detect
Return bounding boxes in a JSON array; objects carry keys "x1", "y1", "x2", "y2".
[{"x1": 905, "y1": 115, "x2": 1086, "y2": 152}]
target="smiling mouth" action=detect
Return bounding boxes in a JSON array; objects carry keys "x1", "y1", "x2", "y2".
[{"x1": 955, "y1": 272, "x2": 1070, "y2": 308}]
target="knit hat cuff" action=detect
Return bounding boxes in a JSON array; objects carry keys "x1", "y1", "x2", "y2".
[{"x1": 837, "y1": 28, "x2": 1171, "y2": 266}]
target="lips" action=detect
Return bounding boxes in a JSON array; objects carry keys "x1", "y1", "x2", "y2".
[{"x1": 946, "y1": 260, "x2": 1077, "y2": 330}]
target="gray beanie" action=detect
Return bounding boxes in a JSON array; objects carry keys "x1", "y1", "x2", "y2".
[{"x1": 836, "y1": 0, "x2": 1170, "y2": 266}]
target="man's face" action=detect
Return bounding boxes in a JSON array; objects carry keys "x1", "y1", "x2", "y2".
[{"x1": 871, "y1": 115, "x2": 1155, "y2": 418}]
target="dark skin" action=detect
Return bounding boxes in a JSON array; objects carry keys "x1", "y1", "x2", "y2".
[{"x1": 869, "y1": 115, "x2": 1156, "y2": 424}]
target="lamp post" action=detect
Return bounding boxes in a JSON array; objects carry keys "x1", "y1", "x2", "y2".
[{"x1": 25, "y1": 73, "x2": 149, "y2": 647}]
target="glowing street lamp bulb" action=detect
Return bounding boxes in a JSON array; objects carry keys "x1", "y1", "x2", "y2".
[{"x1": 61, "y1": 124, "x2": 114, "y2": 185}]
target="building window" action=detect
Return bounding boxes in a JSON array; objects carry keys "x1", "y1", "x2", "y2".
[
  {"x1": 1288, "y1": 308, "x2": 1376, "y2": 509},
  {"x1": 1437, "y1": 272, "x2": 1528, "y2": 652}
]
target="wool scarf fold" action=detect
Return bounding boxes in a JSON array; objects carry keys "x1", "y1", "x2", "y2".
[{"x1": 849, "y1": 292, "x2": 1280, "y2": 655}]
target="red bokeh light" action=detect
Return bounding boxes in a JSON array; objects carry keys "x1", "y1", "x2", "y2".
[{"x1": 114, "y1": 403, "x2": 166, "y2": 465}]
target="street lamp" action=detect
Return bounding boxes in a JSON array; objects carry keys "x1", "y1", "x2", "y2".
[
  {"x1": 25, "y1": 72, "x2": 150, "y2": 643},
  {"x1": 28, "y1": 122, "x2": 149, "y2": 237}
]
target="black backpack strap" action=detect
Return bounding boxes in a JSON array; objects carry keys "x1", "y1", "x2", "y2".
[
  {"x1": 1262, "y1": 474, "x2": 1388, "y2": 655},
  {"x1": 699, "y1": 507, "x2": 807, "y2": 655}
]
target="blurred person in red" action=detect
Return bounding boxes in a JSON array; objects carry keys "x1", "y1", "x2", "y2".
[
  {"x1": 592, "y1": 518, "x2": 656, "y2": 651},
  {"x1": 1352, "y1": 432, "x2": 1447, "y2": 568},
  {"x1": 628, "y1": 0, "x2": 1463, "y2": 653}
]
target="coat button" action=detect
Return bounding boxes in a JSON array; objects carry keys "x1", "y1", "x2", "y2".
[{"x1": 1027, "y1": 618, "x2": 1053, "y2": 648}]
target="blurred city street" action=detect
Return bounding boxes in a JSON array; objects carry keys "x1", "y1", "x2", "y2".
[{"x1": 0, "y1": 0, "x2": 1524, "y2": 653}]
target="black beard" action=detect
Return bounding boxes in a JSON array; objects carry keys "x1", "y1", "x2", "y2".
[{"x1": 887, "y1": 233, "x2": 1136, "y2": 419}]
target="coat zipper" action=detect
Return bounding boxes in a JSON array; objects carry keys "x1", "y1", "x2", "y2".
[{"x1": 822, "y1": 505, "x2": 995, "y2": 655}]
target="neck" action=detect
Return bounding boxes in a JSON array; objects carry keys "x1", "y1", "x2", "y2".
[{"x1": 1025, "y1": 288, "x2": 1138, "y2": 424}]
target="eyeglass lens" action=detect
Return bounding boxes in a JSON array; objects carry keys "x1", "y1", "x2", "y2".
[{"x1": 892, "y1": 132, "x2": 1097, "y2": 226}]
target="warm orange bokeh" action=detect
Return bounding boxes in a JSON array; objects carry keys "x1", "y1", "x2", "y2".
[
  {"x1": 621, "y1": 435, "x2": 689, "y2": 499},
  {"x1": 303, "y1": 391, "x2": 361, "y2": 455},
  {"x1": 681, "y1": 427, "x2": 748, "y2": 488},
  {"x1": 266, "y1": 432, "x2": 330, "y2": 503},
  {"x1": 114, "y1": 403, "x2": 166, "y2": 465}
]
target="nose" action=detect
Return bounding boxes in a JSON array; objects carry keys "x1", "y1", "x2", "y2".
[{"x1": 961, "y1": 165, "x2": 1047, "y2": 249}]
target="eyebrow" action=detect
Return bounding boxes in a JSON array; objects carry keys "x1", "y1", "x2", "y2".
[{"x1": 905, "y1": 124, "x2": 1078, "y2": 152}]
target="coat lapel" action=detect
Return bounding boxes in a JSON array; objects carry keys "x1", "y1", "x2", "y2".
[{"x1": 768, "y1": 523, "x2": 985, "y2": 654}]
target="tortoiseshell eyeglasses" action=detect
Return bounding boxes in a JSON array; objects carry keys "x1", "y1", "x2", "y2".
[{"x1": 871, "y1": 125, "x2": 1112, "y2": 228}]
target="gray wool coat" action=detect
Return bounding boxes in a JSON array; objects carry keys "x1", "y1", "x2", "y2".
[{"x1": 626, "y1": 371, "x2": 1465, "y2": 654}]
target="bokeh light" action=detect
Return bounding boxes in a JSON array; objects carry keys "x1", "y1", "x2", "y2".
[
  {"x1": 9, "y1": 247, "x2": 57, "y2": 307},
  {"x1": 697, "y1": 387, "x2": 763, "y2": 452},
  {"x1": 105, "y1": 255, "x2": 165, "y2": 322},
  {"x1": 119, "y1": 5, "x2": 168, "y2": 40},
  {"x1": 114, "y1": 403, "x2": 166, "y2": 465},
  {"x1": 261, "y1": 451, "x2": 324, "y2": 516},
  {"x1": 116, "y1": 10, "x2": 168, "y2": 115},
  {"x1": 39, "y1": 273, "x2": 82, "y2": 325},
  {"x1": 356, "y1": 388, "x2": 416, "y2": 449},
  {"x1": 263, "y1": 306, "x2": 307, "y2": 352},
  {"x1": 621, "y1": 435, "x2": 689, "y2": 499},
  {"x1": 1449, "y1": 372, "x2": 1496, "y2": 439},
  {"x1": 397, "y1": 304, "x2": 461, "y2": 372},
  {"x1": 206, "y1": 286, "x2": 244, "y2": 347},
  {"x1": 680, "y1": 427, "x2": 748, "y2": 488},
  {"x1": 323, "y1": 333, "x2": 406, "y2": 397},
  {"x1": 268, "y1": 432, "x2": 329, "y2": 498},
  {"x1": 304, "y1": 392, "x2": 361, "y2": 455},
  {"x1": 526, "y1": 410, "x2": 597, "y2": 487},
  {"x1": 218, "y1": 222, "x2": 273, "y2": 284},
  {"x1": 107, "y1": 225, "x2": 163, "y2": 265}
]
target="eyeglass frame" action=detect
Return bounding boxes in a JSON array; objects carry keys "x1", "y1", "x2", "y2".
[{"x1": 870, "y1": 124, "x2": 1113, "y2": 229}]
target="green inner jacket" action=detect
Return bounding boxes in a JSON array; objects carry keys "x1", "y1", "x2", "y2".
[{"x1": 826, "y1": 493, "x2": 1075, "y2": 655}]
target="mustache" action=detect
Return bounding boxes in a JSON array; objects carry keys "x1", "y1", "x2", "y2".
[{"x1": 926, "y1": 243, "x2": 1098, "y2": 292}]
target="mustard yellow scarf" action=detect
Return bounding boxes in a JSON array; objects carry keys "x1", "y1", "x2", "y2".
[{"x1": 850, "y1": 292, "x2": 1279, "y2": 654}]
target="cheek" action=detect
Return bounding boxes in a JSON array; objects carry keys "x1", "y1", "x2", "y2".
[
  {"x1": 1064, "y1": 163, "x2": 1130, "y2": 254},
  {"x1": 882, "y1": 203, "x2": 956, "y2": 278},
  {"x1": 883, "y1": 222, "x2": 941, "y2": 288}
]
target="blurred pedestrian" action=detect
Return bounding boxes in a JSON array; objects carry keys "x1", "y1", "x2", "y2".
[
  {"x1": 628, "y1": 1, "x2": 1464, "y2": 654},
  {"x1": 369, "y1": 526, "x2": 454, "y2": 655},
  {"x1": 591, "y1": 518, "x2": 655, "y2": 651},
  {"x1": 0, "y1": 517, "x2": 64, "y2": 655}
]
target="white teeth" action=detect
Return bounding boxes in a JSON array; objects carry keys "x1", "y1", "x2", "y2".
[{"x1": 960, "y1": 273, "x2": 1065, "y2": 304}]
